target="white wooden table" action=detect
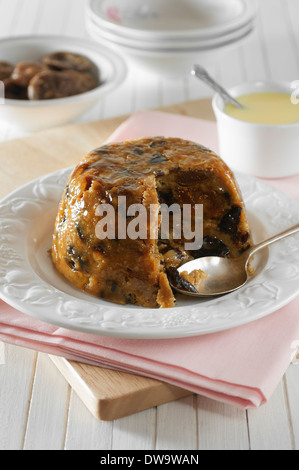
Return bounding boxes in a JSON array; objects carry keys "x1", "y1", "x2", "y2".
[{"x1": 0, "y1": 0, "x2": 299, "y2": 451}]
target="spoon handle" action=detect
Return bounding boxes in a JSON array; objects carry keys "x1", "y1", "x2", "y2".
[
  {"x1": 248, "y1": 222, "x2": 299, "y2": 258},
  {"x1": 191, "y1": 64, "x2": 244, "y2": 109}
]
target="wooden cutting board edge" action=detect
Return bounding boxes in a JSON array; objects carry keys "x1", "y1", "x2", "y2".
[{"x1": 49, "y1": 355, "x2": 193, "y2": 421}]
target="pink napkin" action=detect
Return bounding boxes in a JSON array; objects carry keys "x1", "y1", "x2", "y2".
[{"x1": 1, "y1": 110, "x2": 299, "y2": 409}]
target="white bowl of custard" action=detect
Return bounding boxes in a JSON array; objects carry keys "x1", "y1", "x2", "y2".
[{"x1": 212, "y1": 81, "x2": 299, "y2": 178}]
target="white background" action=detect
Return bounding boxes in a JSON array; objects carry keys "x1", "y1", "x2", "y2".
[{"x1": 0, "y1": 0, "x2": 299, "y2": 450}]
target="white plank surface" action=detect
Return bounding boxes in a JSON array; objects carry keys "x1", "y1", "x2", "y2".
[
  {"x1": 23, "y1": 354, "x2": 70, "y2": 450},
  {"x1": 197, "y1": 397, "x2": 249, "y2": 450},
  {"x1": 0, "y1": 0, "x2": 299, "y2": 451}
]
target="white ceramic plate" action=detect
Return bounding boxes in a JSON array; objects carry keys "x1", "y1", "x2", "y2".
[
  {"x1": 87, "y1": 0, "x2": 258, "y2": 40},
  {"x1": 86, "y1": 12, "x2": 255, "y2": 51},
  {"x1": 1, "y1": 168, "x2": 299, "y2": 339},
  {"x1": 86, "y1": 19, "x2": 255, "y2": 76}
]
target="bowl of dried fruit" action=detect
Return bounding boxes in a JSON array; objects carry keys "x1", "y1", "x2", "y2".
[{"x1": 0, "y1": 35, "x2": 127, "y2": 132}]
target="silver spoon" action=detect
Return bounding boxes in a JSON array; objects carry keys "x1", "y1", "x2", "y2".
[
  {"x1": 191, "y1": 64, "x2": 244, "y2": 109},
  {"x1": 169, "y1": 222, "x2": 299, "y2": 297}
]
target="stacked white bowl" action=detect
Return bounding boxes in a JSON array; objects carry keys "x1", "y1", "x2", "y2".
[{"x1": 86, "y1": 0, "x2": 258, "y2": 75}]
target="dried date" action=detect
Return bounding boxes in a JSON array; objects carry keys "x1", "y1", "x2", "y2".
[
  {"x1": 66, "y1": 245, "x2": 88, "y2": 271},
  {"x1": 28, "y1": 69, "x2": 97, "y2": 100},
  {"x1": 3, "y1": 78, "x2": 28, "y2": 100},
  {"x1": 167, "y1": 267, "x2": 198, "y2": 293},
  {"x1": 125, "y1": 292, "x2": 137, "y2": 304},
  {"x1": 150, "y1": 153, "x2": 168, "y2": 164},
  {"x1": 158, "y1": 190, "x2": 174, "y2": 205},
  {"x1": 0, "y1": 61, "x2": 14, "y2": 81},
  {"x1": 107, "y1": 280, "x2": 118, "y2": 293},
  {"x1": 191, "y1": 236, "x2": 230, "y2": 258},
  {"x1": 42, "y1": 51, "x2": 96, "y2": 73},
  {"x1": 11, "y1": 61, "x2": 48, "y2": 87},
  {"x1": 76, "y1": 224, "x2": 86, "y2": 242},
  {"x1": 218, "y1": 206, "x2": 242, "y2": 235},
  {"x1": 93, "y1": 242, "x2": 106, "y2": 254}
]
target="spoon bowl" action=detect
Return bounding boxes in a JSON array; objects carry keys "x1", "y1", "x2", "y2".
[
  {"x1": 170, "y1": 222, "x2": 299, "y2": 297},
  {"x1": 175, "y1": 253, "x2": 249, "y2": 297}
]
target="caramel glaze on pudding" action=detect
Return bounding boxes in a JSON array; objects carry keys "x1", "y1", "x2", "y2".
[{"x1": 51, "y1": 137, "x2": 252, "y2": 308}]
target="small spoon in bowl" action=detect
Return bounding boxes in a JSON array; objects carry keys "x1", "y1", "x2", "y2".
[
  {"x1": 191, "y1": 64, "x2": 244, "y2": 109},
  {"x1": 169, "y1": 222, "x2": 299, "y2": 297}
]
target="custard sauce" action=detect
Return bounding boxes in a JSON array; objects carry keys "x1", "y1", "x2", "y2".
[{"x1": 224, "y1": 92, "x2": 299, "y2": 125}]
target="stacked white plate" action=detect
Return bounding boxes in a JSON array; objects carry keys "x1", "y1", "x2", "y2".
[{"x1": 86, "y1": 0, "x2": 258, "y2": 75}]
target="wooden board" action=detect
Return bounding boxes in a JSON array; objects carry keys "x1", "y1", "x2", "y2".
[{"x1": 49, "y1": 356, "x2": 193, "y2": 421}]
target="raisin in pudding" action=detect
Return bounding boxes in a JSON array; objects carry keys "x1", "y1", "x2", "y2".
[{"x1": 51, "y1": 137, "x2": 252, "y2": 308}]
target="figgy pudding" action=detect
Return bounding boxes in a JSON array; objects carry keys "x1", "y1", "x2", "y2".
[{"x1": 51, "y1": 137, "x2": 252, "y2": 308}]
